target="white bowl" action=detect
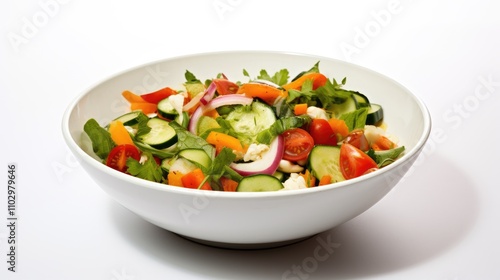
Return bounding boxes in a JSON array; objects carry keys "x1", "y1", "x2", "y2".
[{"x1": 62, "y1": 51, "x2": 431, "y2": 249}]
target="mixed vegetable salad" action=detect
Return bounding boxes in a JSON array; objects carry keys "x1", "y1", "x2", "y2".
[{"x1": 83, "y1": 62, "x2": 405, "y2": 192}]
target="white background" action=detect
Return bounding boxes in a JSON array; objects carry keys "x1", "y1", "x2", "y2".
[{"x1": 1, "y1": 0, "x2": 499, "y2": 279}]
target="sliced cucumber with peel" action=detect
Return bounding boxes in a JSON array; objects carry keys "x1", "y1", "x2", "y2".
[
  {"x1": 225, "y1": 101, "x2": 277, "y2": 145},
  {"x1": 113, "y1": 111, "x2": 144, "y2": 126},
  {"x1": 138, "y1": 118, "x2": 177, "y2": 149},
  {"x1": 352, "y1": 92, "x2": 371, "y2": 108},
  {"x1": 157, "y1": 98, "x2": 178, "y2": 119},
  {"x1": 366, "y1": 104, "x2": 384, "y2": 126},
  {"x1": 236, "y1": 174, "x2": 284, "y2": 192},
  {"x1": 308, "y1": 145, "x2": 345, "y2": 183},
  {"x1": 175, "y1": 111, "x2": 190, "y2": 128},
  {"x1": 178, "y1": 149, "x2": 212, "y2": 169},
  {"x1": 197, "y1": 116, "x2": 221, "y2": 136},
  {"x1": 328, "y1": 96, "x2": 357, "y2": 118}
]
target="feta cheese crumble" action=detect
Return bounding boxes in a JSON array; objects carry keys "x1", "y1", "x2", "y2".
[{"x1": 283, "y1": 173, "x2": 307, "y2": 190}]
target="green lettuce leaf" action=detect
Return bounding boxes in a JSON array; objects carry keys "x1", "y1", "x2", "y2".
[{"x1": 83, "y1": 118, "x2": 115, "y2": 159}]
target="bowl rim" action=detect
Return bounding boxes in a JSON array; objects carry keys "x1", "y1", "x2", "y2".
[{"x1": 62, "y1": 50, "x2": 432, "y2": 199}]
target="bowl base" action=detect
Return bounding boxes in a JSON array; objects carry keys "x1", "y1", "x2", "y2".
[{"x1": 177, "y1": 234, "x2": 315, "y2": 250}]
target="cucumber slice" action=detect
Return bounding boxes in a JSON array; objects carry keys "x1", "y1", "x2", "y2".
[
  {"x1": 366, "y1": 104, "x2": 384, "y2": 126},
  {"x1": 309, "y1": 145, "x2": 345, "y2": 183},
  {"x1": 197, "y1": 116, "x2": 221, "y2": 136},
  {"x1": 352, "y1": 92, "x2": 371, "y2": 108},
  {"x1": 236, "y1": 174, "x2": 284, "y2": 192},
  {"x1": 273, "y1": 171, "x2": 285, "y2": 182},
  {"x1": 160, "y1": 157, "x2": 176, "y2": 172},
  {"x1": 178, "y1": 149, "x2": 212, "y2": 169},
  {"x1": 328, "y1": 95, "x2": 357, "y2": 118},
  {"x1": 113, "y1": 111, "x2": 144, "y2": 126},
  {"x1": 225, "y1": 101, "x2": 277, "y2": 145},
  {"x1": 138, "y1": 118, "x2": 177, "y2": 149},
  {"x1": 157, "y1": 98, "x2": 178, "y2": 119},
  {"x1": 175, "y1": 111, "x2": 190, "y2": 128}
]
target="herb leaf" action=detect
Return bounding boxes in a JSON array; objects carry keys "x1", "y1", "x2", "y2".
[
  {"x1": 169, "y1": 121, "x2": 216, "y2": 159},
  {"x1": 83, "y1": 118, "x2": 115, "y2": 159},
  {"x1": 314, "y1": 79, "x2": 352, "y2": 108},
  {"x1": 134, "y1": 113, "x2": 152, "y2": 139},
  {"x1": 339, "y1": 108, "x2": 369, "y2": 131},
  {"x1": 126, "y1": 152, "x2": 163, "y2": 182},
  {"x1": 256, "y1": 69, "x2": 289, "y2": 86},
  {"x1": 367, "y1": 146, "x2": 406, "y2": 167},
  {"x1": 184, "y1": 70, "x2": 200, "y2": 84},
  {"x1": 286, "y1": 79, "x2": 315, "y2": 104},
  {"x1": 256, "y1": 115, "x2": 311, "y2": 144}
]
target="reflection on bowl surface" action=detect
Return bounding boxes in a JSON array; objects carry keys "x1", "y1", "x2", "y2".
[{"x1": 62, "y1": 51, "x2": 431, "y2": 248}]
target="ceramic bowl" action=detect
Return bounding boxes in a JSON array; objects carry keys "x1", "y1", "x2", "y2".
[{"x1": 62, "y1": 51, "x2": 431, "y2": 249}]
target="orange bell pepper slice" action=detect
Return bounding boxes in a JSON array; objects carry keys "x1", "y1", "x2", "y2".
[
  {"x1": 236, "y1": 83, "x2": 287, "y2": 105},
  {"x1": 282, "y1": 73, "x2": 328, "y2": 91},
  {"x1": 181, "y1": 168, "x2": 212, "y2": 190},
  {"x1": 206, "y1": 131, "x2": 244, "y2": 154},
  {"x1": 109, "y1": 120, "x2": 134, "y2": 146}
]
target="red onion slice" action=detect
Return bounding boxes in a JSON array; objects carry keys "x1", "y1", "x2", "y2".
[
  {"x1": 200, "y1": 82, "x2": 217, "y2": 106},
  {"x1": 188, "y1": 94, "x2": 253, "y2": 134},
  {"x1": 230, "y1": 135, "x2": 284, "y2": 176}
]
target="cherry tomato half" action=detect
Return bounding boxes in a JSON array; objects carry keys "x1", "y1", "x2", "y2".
[
  {"x1": 308, "y1": 119, "x2": 338, "y2": 146},
  {"x1": 339, "y1": 143, "x2": 377, "y2": 179},
  {"x1": 106, "y1": 144, "x2": 141, "y2": 173},
  {"x1": 212, "y1": 78, "x2": 240, "y2": 95},
  {"x1": 343, "y1": 129, "x2": 369, "y2": 151},
  {"x1": 282, "y1": 128, "x2": 315, "y2": 162}
]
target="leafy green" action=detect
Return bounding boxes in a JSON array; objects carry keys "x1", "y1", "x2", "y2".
[
  {"x1": 134, "y1": 113, "x2": 152, "y2": 139},
  {"x1": 274, "y1": 97, "x2": 294, "y2": 118},
  {"x1": 134, "y1": 142, "x2": 176, "y2": 159},
  {"x1": 83, "y1": 118, "x2": 115, "y2": 159},
  {"x1": 243, "y1": 69, "x2": 250, "y2": 78},
  {"x1": 126, "y1": 152, "x2": 163, "y2": 183},
  {"x1": 339, "y1": 108, "x2": 369, "y2": 131},
  {"x1": 184, "y1": 70, "x2": 201, "y2": 84},
  {"x1": 169, "y1": 121, "x2": 216, "y2": 159},
  {"x1": 257, "y1": 69, "x2": 289, "y2": 86},
  {"x1": 205, "y1": 148, "x2": 243, "y2": 190},
  {"x1": 314, "y1": 79, "x2": 352, "y2": 108},
  {"x1": 256, "y1": 115, "x2": 312, "y2": 144},
  {"x1": 242, "y1": 68, "x2": 289, "y2": 86},
  {"x1": 207, "y1": 148, "x2": 236, "y2": 180},
  {"x1": 290, "y1": 61, "x2": 321, "y2": 82},
  {"x1": 367, "y1": 146, "x2": 406, "y2": 167},
  {"x1": 184, "y1": 70, "x2": 205, "y2": 97},
  {"x1": 286, "y1": 79, "x2": 316, "y2": 105}
]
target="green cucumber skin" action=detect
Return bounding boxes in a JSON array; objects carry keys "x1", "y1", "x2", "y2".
[
  {"x1": 366, "y1": 104, "x2": 384, "y2": 126},
  {"x1": 157, "y1": 98, "x2": 178, "y2": 119},
  {"x1": 225, "y1": 101, "x2": 276, "y2": 144},
  {"x1": 308, "y1": 145, "x2": 345, "y2": 183},
  {"x1": 139, "y1": 118, "x2": 178, "y2": 149},
  {"x1": 236, "y1": 174, "x2": 284, "y2": 192},
  {"x1": 113, "y1": 111, "x2": 143, "y2": 126},
  {"x1": 178, "y1": 149, "x2": 212, "y2": 169}
]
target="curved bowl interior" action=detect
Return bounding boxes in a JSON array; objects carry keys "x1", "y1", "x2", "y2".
[{"x1": 62, "y1": 51, "x2": 431, "y2": 247}]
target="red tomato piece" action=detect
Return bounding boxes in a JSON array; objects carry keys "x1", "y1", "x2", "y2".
[
  {"x1": 106, "y1": 144, "x2": 141, "y2": 173},
  {"x1": 343, "y1": 129, "x2": 369, "y2": 151},
  {"x1": 212, "y1": 78, "x2": 240, "y2": 95},
  {"x1": 141, "y1": 87, "x2": 177, "y2": 104},
  {"x1": 308, "y1": 119, "x2": 338, "y2": 146},
  {"x1": 339, "y1": 143, "x2": 377, "y2": 179},
  {"x1": 282, "y1": 128, "x2": 315, "y2": 162}
]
